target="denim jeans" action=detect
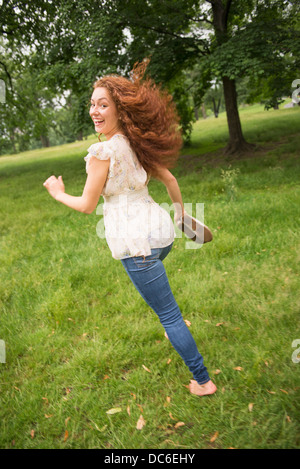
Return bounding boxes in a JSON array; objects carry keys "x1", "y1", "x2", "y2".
[{"x1": 121, "y1": 243, "x2": 210, "y2": 385}]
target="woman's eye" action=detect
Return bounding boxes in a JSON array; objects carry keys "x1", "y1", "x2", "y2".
[{"x1": 90, "y1": 103, "x2": 107, "y2": 108}]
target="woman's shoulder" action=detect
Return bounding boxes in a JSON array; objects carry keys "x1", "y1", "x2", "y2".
[
  {"x1": 87, "y1": 139, "x2": 109, "y2": 154},
  {"x1": 88, "y1": 134, "x2": 130, "y2": 154},
  {"x1": 86, "y1": 138, "x2": 118, "y2": 162},
  {"x1": 108, "y1": 134, "x2": 131, "y2": 151}
]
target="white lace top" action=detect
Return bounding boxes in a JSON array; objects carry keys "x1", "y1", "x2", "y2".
[{"x1": 84, "y1": 134, "x2": 175, "y2": 259}]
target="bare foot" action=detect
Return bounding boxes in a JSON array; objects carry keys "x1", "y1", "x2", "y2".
[{"x1": 189, "y1": 379, "x2": 217, "y2": 396}]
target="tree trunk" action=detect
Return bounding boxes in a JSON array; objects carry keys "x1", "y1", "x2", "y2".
[
  {"x1": 201, "y1": 103, "x2": 207, "y2": 119},
  {"x1": 211, "y1": 0, "x2": 254, "y2": 154},
  {"x1": 9, "y1": 129, "x2": 16, "y2": 153},
  {"x1": 40, "y1": 135, "x2": 50, "y2": 147},
  {"x1": 212, "y1": 97, "x2": 221, "y2": 117},
  {"x1": 222, "y1": 77, "x2": 254, "y2": 154}
]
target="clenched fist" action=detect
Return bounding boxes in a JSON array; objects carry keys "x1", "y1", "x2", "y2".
[{"x1": 43, "y1": 175, "x2": 65, "y2": 200}]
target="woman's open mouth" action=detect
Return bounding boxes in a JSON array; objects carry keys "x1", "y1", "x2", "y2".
[{"x1": 94, "y1": 120, "x2": 104, "y2": 126}]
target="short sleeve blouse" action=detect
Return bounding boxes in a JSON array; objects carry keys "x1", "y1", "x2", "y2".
[{"x1": 84, "y1": 134, "x2": 175, "y2": 259}]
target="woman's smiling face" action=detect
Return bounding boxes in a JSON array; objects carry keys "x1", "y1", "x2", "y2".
[{"x1": 90, "y1": 87, "x2": 122, "y2": 140}]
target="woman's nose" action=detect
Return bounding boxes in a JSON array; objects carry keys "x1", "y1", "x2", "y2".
[{"x1": 91, "y1": 105, "x2": 100, "y2": 115}]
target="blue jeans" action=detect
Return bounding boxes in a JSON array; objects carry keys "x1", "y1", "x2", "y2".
[{"x1": 121, "y1": 243, "x2": 210, "y2": 385}]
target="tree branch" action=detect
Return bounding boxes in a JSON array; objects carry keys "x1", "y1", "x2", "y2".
[
  {"x1": 224, "y1": 0, "x2": 233, "y2": 28},
  {"x1": 133, "y1": 23, "x2": 186, "y2": 40},
  {"x1": 121, "y1": 15, "x2": 210, "y2": 55},
  {"x1": 0, "y1": 60, "x2": 13, "y2": 91},
  {"x1": 193, "y1": 14, "x2": 214, "y2": 25}
]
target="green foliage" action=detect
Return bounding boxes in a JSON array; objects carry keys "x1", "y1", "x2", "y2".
[{"x1": 0, "y1": 0, "x2": 299, "y2": 153}]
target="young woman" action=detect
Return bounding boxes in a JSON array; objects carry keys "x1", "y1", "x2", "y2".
[{"x1": 43, "y1": 62, "x2": 217, "y2": 397}]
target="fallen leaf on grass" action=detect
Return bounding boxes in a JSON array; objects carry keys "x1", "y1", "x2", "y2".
[
  {"x1": 44, "y1": 414, "x2": 53, "y2": 419},
  {"x1": 63, "y1": 430, "x2": 69, "y2": 442},
  {"x1": 167, "y1": 358, "x2": 172, "y2": 365},
  {"x1": 174, "y1": 422, "x2": 185, "y2": 429},
  {"x1": 233, "y1": 366, "x2": 243, "y2": 371},
  {"x1": 184, "y1": 320, "x2": 191, "y2": 327},
  {"x1": 280, "y1": 389, "x2": 289, "y2": 394},
  {"x1": 30, "y1": 430, "x2": 35, "y2": 439},
  {"x1": 248, "y1": 403, "x2": 254, "y2": 412},
  {"x1": 127, "y1": 405, "x2": 131, "y2": 416},
  {"x1": 137, "y1": 404, "x2": 144, "y2": 413},
  {"x1": 136, "y1": 415, "x2": 146, "y2": 430},
  {"x1": 106, "y1": 407, "x2": 122, "y2": 415},
  {"x1": 214, "y1": 369, "x2": 222, "y2": 375},
  {"x1": 142, "y1": 365, "x2": 151, "y2": 373},
  {"x1": 163, "y1": 398, "x2": 171, "y2": 408},
  {"x1": 210, "y1": 431, "x2": 219, "y2": 443},
  {"x1": 65, "y1": 417, "x2": 71, "y2": 426},
  {"x1": 91, "y1": 420, "x2": 107, "y2": 432}
]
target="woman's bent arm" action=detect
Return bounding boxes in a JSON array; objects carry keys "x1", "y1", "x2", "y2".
[
  {"x1": 154, "y1": 166, "x2": 184, "y2": 221},
  {"x1": 43, "y1": 157, "x2": 110, "y2": 214}
]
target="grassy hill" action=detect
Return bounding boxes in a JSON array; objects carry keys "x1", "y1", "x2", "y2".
[{"x1": 0, "y1": 103, "x2": 299, "y2": 449}]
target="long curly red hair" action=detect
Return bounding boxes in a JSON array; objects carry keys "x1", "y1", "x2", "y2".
[{"x1": 93, "y1": 60, "x2": 182, "y2": 176}]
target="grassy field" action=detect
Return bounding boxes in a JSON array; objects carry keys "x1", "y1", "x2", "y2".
[{"x1": 0, "y1": 104, "x2": 299, "y2": 449}]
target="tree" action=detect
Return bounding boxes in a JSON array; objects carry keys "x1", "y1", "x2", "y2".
[{"x1": 109, "y1": 0, "x2": 299, "y2": 153}]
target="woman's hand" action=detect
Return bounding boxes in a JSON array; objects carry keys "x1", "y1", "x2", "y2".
[{"x1": 43, "y1": 175, "x2": 65, "y2": 200}]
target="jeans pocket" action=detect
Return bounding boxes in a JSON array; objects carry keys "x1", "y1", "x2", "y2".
[{"x1": 132, "y1": 249, "x2": 160, "y2": 269}]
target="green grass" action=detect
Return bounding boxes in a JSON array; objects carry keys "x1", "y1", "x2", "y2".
[{"x1": 0, "y1": 104, "x2": 300, "y2": 449}]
